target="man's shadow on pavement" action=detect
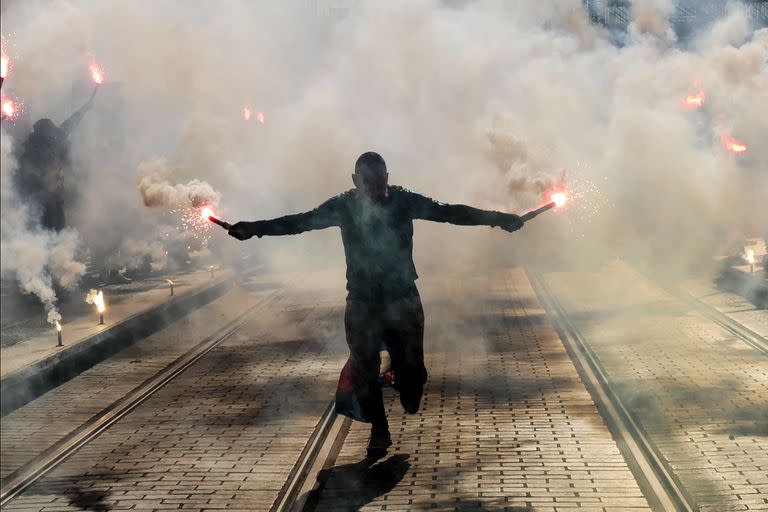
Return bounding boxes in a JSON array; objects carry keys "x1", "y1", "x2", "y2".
[{"x1": 305, "y1": 454, "x2": 410, "y2": 511}]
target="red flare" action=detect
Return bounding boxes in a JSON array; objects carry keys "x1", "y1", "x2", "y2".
[
  {"x1": 721, "y1": 134, "x2": 747, "y2": 154},
  {"x1": 88, "y1": 58, "x2": 104, "y2": 85},
  {"x1": 0, "y1": 55, "x2": 8, "y2": 79},
  {"x1": 1, "y1": 95, "x2": 21, "y2": 120},
  {"x1": 243, "y1": 106, "x2": 252, "y2": 121},
  {"x1": 551, "y1": 192, "x2": 567, "y2": 208},
  {"x1": 682, "y1": 78, "x2": 705, "y2": 110},
  {"x1": 256, "y1": 111, "x2": 265, "y2": 124},
  {"x1": 682, "y1": 90, "x2": 705, "y2": 109}
]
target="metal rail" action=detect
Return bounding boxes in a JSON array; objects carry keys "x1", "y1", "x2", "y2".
[
  {"x1": 662, "y1": 286, "x2": 767, "y2": 356},
  {"x1": 526, "y1": 269, "x2": 696, "y2": 512},
  {"x1": 0, "y1": 293, "x2": 278, "y2": 506},
  {"x1": 270, "y1": 402, "x2": 350, "y2": 512},
  {"x1": 631, "y1": 265, "x2": 768, "y2": 356}
]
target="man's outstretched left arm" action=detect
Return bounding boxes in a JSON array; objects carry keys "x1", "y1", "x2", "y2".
[{"x1": 408, "y1": 191, "x2": 523, "y2": 232}]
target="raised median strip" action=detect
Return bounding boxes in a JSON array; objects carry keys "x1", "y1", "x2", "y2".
[{"x1": 0, "y1": 270, "x2": 236, "y2": 416}]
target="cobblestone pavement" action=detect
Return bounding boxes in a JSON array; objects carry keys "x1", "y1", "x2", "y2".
[
  {"x1": 542, "y1": 261, "x2": 768, "y2": 512},
  {"x1": 314, "y1": 268, "x2": 649, "y2": 512},
  {"x1": 1, "y1": 284, "x2": 268, "y2": 480},
  {"x1": 681, "y1": 277, "x2": 768, "y2": 339},
  {"x1": 3, "y1": 277, "x2": 349, "y2": 511}
]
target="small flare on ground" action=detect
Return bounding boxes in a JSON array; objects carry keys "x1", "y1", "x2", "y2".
[{"x1": 86, "y1": 289, "x2": 106, "y2": 313}]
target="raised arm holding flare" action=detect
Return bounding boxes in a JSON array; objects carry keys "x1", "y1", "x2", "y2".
[{"x1": 227, "y1": 151, "x2": 523, "y2": 458}]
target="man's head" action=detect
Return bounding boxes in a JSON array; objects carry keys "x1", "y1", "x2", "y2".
[
  {"x1": 33, "y1": 118, "x2": 59, "y2": 139},
  {"x1": 353, "y1": 151, "x2": 389, "y2": 202}
]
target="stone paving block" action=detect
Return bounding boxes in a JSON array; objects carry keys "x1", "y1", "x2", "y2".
[
  {"x1": 313, "y1": 269, "x2": 650, "y2": 511},
  {"x1": 545, "y1": 261, "x2": 768, "y2": 512},
  {"x1": 3, "y1": 286, "x2": 347, "y2": 511}
]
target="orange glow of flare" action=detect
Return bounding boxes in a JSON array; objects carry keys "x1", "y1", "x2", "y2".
[
  {"x1": 746, "y1": 249, "x2": 755, "y2": 265},
  {"x1": 721, "y1": 134, "x2": 747, "y2": 154},
  {"x1": 201, "y1": 206, "x2": 215, "y2": 220},
  {"x1": 94, "y1": 290, "x2": 105, "y2": 313},
  {"x1": 243, "y1": 106, "x2": 252, "y2": 121},
  {"x1": 89, "y1": 63, "x2": 104, "y2": 85},
  {"x1": 165, "y1": 278, "x2": 174, "y2": 285},
  {"x1": 0, "y1": 55, "x2": 8, "y2": 79},
  {"x1": 683, "y1": 91, "x2": 705, "y2": 109},
  {"x1": 551, "y1": 192, "x2": 567, "y2": 208},
  {"x1": 55, "y1": 320, "x2": 62, "y2": 332},
  {"x1": 1, "y1": 98, "x2": 16, "y2": 119},
  {"x1": 256, "y1": 111, "x2": 265, "y2": 124}
]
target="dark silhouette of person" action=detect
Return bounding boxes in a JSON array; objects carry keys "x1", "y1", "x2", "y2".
[
  {"x1": 15, "y1": 87, "x2": 98, "y2": 231},
  {"x1": 227, "y1": 152, "x2": 523, "y2": 457}
]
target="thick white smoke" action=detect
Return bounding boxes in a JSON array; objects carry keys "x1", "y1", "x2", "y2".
[
  {"x1": 136, "y1": 157, "x2": 221, "y2": 209},
  {"x1": 0, "y1": 0, "x2": 765, "y2": 292},
  {"x1": 0, "y1": 129, "x2": 86, "y2": 323}
]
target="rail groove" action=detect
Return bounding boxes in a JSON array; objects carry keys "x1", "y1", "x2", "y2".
[
  {"x1": 0, "y1": 292, "x2": 279, "y2": 506},
  {"x1": 526, "y1": 268, "x2": 696, "y2": 512},
  {"x1": 666, "y1": 287, "x2": 767, "y2": 356}
]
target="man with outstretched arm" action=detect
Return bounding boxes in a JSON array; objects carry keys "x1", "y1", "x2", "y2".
[{"x1": 227, "y1": 152, "x2": 523, "y2": 458}]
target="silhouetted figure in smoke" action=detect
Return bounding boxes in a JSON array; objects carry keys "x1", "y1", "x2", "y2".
[
  {"x1": 228, "y1": 152, "x2": 523, "y2": 458},
  {"x1": 15, "y1": 87, "x2": 98, "y2": 231}
]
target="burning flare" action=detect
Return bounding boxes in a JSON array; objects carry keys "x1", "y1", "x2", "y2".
[
  {"x1": 256, "y1": 111, "x2": 265, "y2": 124},
  {"x1": 682, "y1": 79, "x2": 705, "y2": 110},
  {"x1": 1, "y1": 98, "x2": 17, "y2": 119},
  {"x1": 0, "y1": 54, "x2": 8, "y2": 79},
  {"x1": 683, "y1": 91, "x2": 705, "y2": 109},
  {"x1": 721, "y1": 134, "x2": 747, "y2": 154},
  {"x1": 201, "y1": 206, "x2": 214, "y2": 221},
  {"x1": 243, "y1": 106, "x2": 252, "y2": 121},
  {"x1": 89, "y1": 60, "x2": 104, "y2": 85},
  {"x1": 551, "y1": 192, "x2": 567, "y2": 208},
  {"x1": 165, "y1": 278, "x2": 174, "y2": 285},
  {"x1": 746, "y1": 249, "x2": 755, "y2": 265},
  {"x1": 86, "y1": 289, "x2": 106, "y2": 313},
  {"x1": 55, "y1": 320, "x2": 62, "y2": 332}
]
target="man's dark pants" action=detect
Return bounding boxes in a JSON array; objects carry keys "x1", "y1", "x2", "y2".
[{"x1": 335, "y1": 287, "x2": 428, "y2": 431}]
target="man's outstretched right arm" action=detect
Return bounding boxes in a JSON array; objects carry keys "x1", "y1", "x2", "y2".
[{"x1": 228, "y1": 195, "x2": 342, "y2": 241}]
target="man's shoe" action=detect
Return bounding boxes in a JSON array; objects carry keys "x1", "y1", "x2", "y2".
[
  {"x1": 367, "y1": 429, "x2": 392, "y2": 459},
  {"x1": 400, "y1": 391, "x2": 422, "y2": 415}
]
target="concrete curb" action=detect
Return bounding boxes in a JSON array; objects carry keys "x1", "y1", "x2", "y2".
[{"x1": 0, "y1": 276, "x2": 236, "y2": 416}]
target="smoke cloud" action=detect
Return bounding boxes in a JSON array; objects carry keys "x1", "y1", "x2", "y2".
[
  {"x1": 136, "y1": 157, "x2": 221, "y2": 209},
  {"x1": 0, "y1": 0, "x2": 765, "y2": 313},
  {"x1": 1, "y1": 129, "x2": 86, "y2": 323}
]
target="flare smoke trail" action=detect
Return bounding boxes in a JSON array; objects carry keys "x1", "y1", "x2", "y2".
[
  {"x1": 0, "y1": 130, "x2": 85, "y2": 323},
  {"x1": 136, "y1": 158, "x2": 221, "y2": 209},
  {"x1": 0, "y1": 0, "x2": 765, "y2": 302}
]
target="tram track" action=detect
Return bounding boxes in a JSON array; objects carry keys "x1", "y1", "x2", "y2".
[
  {"x1": 526, "y1": 268, "x2": 697, "y2": 512},
  {"x1": 0, "y1": 290, "x2": 283, "y2": 506},
  {"x1": 653, "y1": 279, "x2": 767, "y2": 356}
]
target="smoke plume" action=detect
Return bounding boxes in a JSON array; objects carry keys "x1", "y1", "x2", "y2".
[
  {"x1": 136, "y1": 157, "x2": 221, "y2": 209},
  {"x1": 1, "y1": 129, "x2": 86, "y2": 323},
  {"x1": 0, "y1": 0, "x2": 764, "y2": 303}
]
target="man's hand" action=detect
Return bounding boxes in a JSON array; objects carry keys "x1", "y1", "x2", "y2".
[
  {"x1": 227, "y1": 221, "x2": 259, "y2": 241},
  {"x1": 499, "y1": 213, "x2": 524, "y2": 233}
]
